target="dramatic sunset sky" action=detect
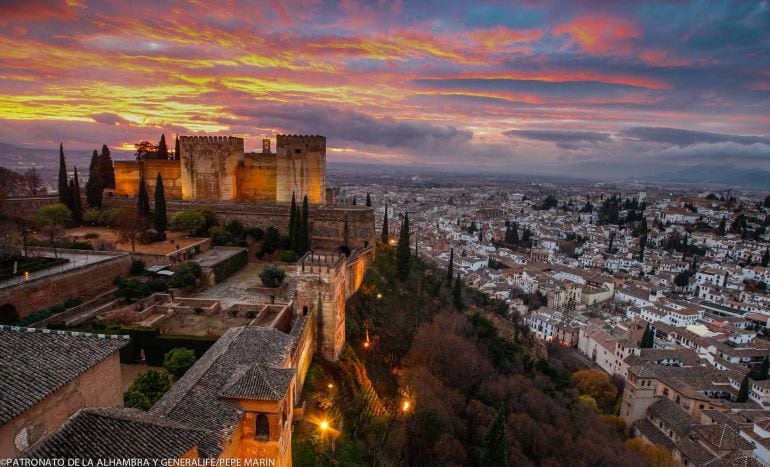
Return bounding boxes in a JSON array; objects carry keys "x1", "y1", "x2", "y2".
[{"x1": 0, "y1": 0, "x2": 768, "y2": 180}]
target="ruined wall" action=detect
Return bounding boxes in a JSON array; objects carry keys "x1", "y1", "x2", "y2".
[
  {"x1": 0, "y1": 352, "x2": 123, "y2": 457},
  {"x1": 237, "y1": 153, "x2": 277, "y2": 203},
  {"x1": 0, "y1": 252, "x2": 131, "y2": 318},
  {"x1": 113, "y1": 160, "x2": 182, "y2": 198},
  {"x1": 179, "y1": 136, "x2": 243, "y2": 201},
  {"x1": 275, "y1": 135, "x2": 326, "y2": 205}
]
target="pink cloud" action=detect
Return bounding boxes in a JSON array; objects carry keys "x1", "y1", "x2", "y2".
[{"x1": 554, "y1": 15, "x2": 641, "y2": 55}]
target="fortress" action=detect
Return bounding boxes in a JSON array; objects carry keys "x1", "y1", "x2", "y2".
[{"x1": 113, "y1": 135, "x2": 327, "y2": 205}]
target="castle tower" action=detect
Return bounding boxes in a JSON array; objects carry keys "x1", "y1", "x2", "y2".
[
  {"x1": 275, "y1": 135, "x2": 326, "y2": 205},
  {"x1": 262, "y1": 138, "x2": 271, "y2": 154},
  {"x1": 179, "y1": 136, "x2": 244, "y2": 201},
  {"x1": 294, "y1": 252, "x2": 346, "y2": 361}
]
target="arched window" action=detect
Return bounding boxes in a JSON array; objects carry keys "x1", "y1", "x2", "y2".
[
  {"x1": 255, "y1": 414, "x2": 269, "y2": 440},
  {"x1": 302, "y1": 306, "x2": 309, "y2": 316}
]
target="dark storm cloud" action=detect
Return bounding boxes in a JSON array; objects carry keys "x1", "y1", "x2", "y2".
[
  {"x1": 504, "y1": 129, "x2": 611, "y2": 148},
  {"x1": 621, "y1": 127, "x2": 770, "y2": 146}
]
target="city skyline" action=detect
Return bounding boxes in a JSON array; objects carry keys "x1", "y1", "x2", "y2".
[{"x1": 0, "y1": 0, "x2": 769, "y2": 181}]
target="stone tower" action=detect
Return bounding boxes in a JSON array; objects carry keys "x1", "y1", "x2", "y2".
[
  {"x1": 294, "y1": 252, "x2": 346, "y2": 361},
  {"x1": 275, "y1": 135, "x2": 326, "y2": 205},
  {"x1": 179, "y1": 136, "x2": 244, "y2": 201}
]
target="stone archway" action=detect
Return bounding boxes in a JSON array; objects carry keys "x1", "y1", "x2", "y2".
[{"x1": 0, "y1": 303, "x2": 18, "y2": 324}]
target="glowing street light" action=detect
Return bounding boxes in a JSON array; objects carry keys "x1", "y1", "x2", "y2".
[
  {"x1": 327, "y1": 383, "x2": 334, "y2": 389},
  {"x1": 402, "y1": 400, "x2": 411, "y2": 413},
  {"x1": 320, "y1": 420, "x2": 329, "y2": 431},
  {"x1": 376, "y1": 293, "x2": 382, "y2": 299}
]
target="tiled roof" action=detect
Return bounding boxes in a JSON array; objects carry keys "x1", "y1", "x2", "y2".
[
  {"x1": 23, "y1": 408, "x2": 216, "y2": 459},
  {"x1": 0, "y1": 326, "x2": 128, "y2": 426},
  {"x1": 221, "y1": 364, "x2": 294, "y2": 401}
]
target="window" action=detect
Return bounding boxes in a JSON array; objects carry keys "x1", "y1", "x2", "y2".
[{"x1": 255, "y1": 414, "x2": 269, "y2": 440}]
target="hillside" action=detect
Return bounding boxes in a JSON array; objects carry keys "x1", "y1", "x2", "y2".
[{"x1": 292, "y1": 245, "x2": 645, "y2": 466}]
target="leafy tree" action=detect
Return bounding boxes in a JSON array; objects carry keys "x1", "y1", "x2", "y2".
[
  {"x1": 100, "y1": 145, "x2": 115, "y2": 189},
  {"x1": 479, "y1": 405, "x2": 508, "y2": 467},
  {"x1": 624, "y1": 439, "x2": 677, "y2": 467},
  {"x1": 447, "y1": 247, "x2": 454, "y2": 284},
  {"x1": 24, "y1": 168, "x2": 44, "y2": 196},
  {"x1": 571, "y1": 369, "x2": 618, "y2": 412},
  {"x1": 35, "y1": 203, "x2": 72, "y2": 258},
  {"x1": 170, "y1": 211, "x2": 206, "y2": 235},
  {"x1": 365, "y1": 193, "x2": 371, "y2": 207},
  {"x1": 170, "y1": 261, "x2": 201, "y2": 288},
  {"x1": 134, "y1": 140, "x2": 158, "y2": 160},
  {"x1": 57, "y1": 143, "x2": 69, "y2": 206},
  {"x1": 674, "y1": 270, "x2": 691, "y2": 290},
  {"x1": 737, "y1": 375, "x2": 750, "y2": 402},
  {"x1": 163, "y1": 347, "x2": 197, "y2": 378},
  {"x1": 154, "y1": 173, "x2": 167, "y2": 237},
  {"x1": 640, "y1": 323, "x2": 654, "y2": 348},
  {"x1": 123, "y1": 369, "x2": 171, "y2": 410},
  {"x1": 381, "y1": 204, "x2": 389, "y2": 243},
  {"x1": 130, "y1": 259, "x2": 146, "y2": 275},
  {"x1": 86, "y1": 150, "x2": 103, "y2": 208},
  {"x1": 137, "y1": 175, "x2": 151, "y2": 221},
  {"x1": 70, "y1": 167, "x2": 83, "y2": 224},
  {"x1": 83, "y1": 208, "x2": 100, "y2": 225},
  {"x1": 541, "y1": 195, "x2": 558, "y2": 210},
  {"x1": 114, "y1": 277, "x2": 151, "y2": 301},
  {"x1": 157, "y1": 133, "x2": 169, "y2": 160},
  {"x1": 260, "y1": 266, "x2": 285, "y2": 288},
  {"x1": 397, "y1": 213, "x2": 411, "y2": 280},
  {"x1": 453, "y1": 275, "x2": 463, "y2": 310}
]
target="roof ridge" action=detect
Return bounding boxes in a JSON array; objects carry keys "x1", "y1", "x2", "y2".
[{"x1": 0, "y1": 324, "x2": 129, "y2": 340}]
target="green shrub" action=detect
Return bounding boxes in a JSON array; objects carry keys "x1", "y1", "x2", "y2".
[
  {"x1": 123, "y1": 369, "x2": 171, "y2": 410},
  {"x1": 84, "y1": 232, "x2": 100, "y2": 240},
  {"x1": 163, "y1": 347, "x2": 197, "y2": 378},
  {"x1": 170, "y1": 261, "x2": 202, "y2": 288},
  {"x1": 259, "y1": 266, "x2": 285, "y2": 288},
  {"x1": 280, "y1": 250, "x2": 298, "y2": 263},
  {"x1": 114, "y1": 278, "x2": 152, "y2": 301},
  {"x1": 147, "y1": 279, "x2": 168, "y2": 292},
  {"x1": 170, "y1": 211, "x2": 206, "y2": 235},
  {"x1": 130, "y1": 260, "x2": 146, "y2": 275}
]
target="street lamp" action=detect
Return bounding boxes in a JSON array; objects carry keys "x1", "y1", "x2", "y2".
[{"x1": 401, "y1": 400, "x2": 410, "y2": 413}]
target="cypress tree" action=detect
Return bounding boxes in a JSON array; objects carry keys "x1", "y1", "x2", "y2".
[
  {"x1": 365, "y1": 193, "x2": 371, "y2": 207},
  {"x1": 57, "y1": 143, "x2": 69, "y2": 205},
  {"x1": 174, "y1": 135, "x2": 180, "y2": 160},
  {"x1": 100, "y1": 145, "x2": 115, "y2": 189},
  {"x1": 137, "y1": 175, "x2": 151, "y2": 221},
  {"x1": 480, "y1": 405, "x2": 508, "y2": 467},
  {"x1": 396, "y1": 213, "x2": 411, "y2": 280},
  {"x1": 453, "y1": 276, "x2": 463, "y2": 310},
  {"x1": 289, "y1": 192, "x2": 297, "y2": 250},
  {"x1": 381, "y1": 204, "x2": 389, "y2": 243},
  {"x1": 754, "y1": 356, "x2": 770, "y2": 381},
  {"x1": 447, "y1": 247, "x2": 454, "y2": 284},
  {"x1": 86, "y1": 150, "x2": 103, "y2": 208},
  {"x1": 343, "y1": 215, "x2": 349, "y2": 247},
  {"x1": 157, "y1": 134, "x2": 169, "y2": 159},
  {"x1": 297, "y1": 195, "x2": 310, "y2": 255},
  {"x1": 639, "y1": 235, "x2": 647, "y2": 262},
  {"x1": 70, "y1": 168, "x2": 83, "y2": 224},
  {"x1": 762, "y1": 248, "x2": 769, "y2": 268},
  {"x1": 640, "y1": 323, "x2": 654, "y2": 348},
  {"x1": 738, "y1": 375, "x2": 750, "y2": 402},
  {"x1": 352, "y1": 196, "x2": 357, "y2": 205},
  {"x1": 154, "y1": 173, "x2": 167, "y2": 236}
]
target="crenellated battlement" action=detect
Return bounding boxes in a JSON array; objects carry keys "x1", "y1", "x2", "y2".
[
  {"x1": 276, "y1": 134, "x2": 326, "y2": 145},
  {"x1": 179, "y1": 136, "x2": 244, "y2": 148}
]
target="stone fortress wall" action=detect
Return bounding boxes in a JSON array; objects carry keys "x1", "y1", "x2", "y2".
[{"x1": 111, "y1": 134, "x2": 326, "y2": 206}]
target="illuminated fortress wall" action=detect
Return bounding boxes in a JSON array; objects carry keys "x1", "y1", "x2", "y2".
[{"x1": 111, "y1": 134, "x2": 326, "y2": 205}]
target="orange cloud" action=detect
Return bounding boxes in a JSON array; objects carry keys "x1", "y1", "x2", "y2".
[
  {"x1": 554, "y1": 15, "x2": 641, "y2": 55},
  {"x1": 639, "y1": 49, "x2": 691, "y2": 67},
  {"x1": 466, "y1": 27, "x2": 543, "y2": 50}
]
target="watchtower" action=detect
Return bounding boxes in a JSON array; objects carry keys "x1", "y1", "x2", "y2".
[{"x1": 275, "y1": 135, "x2": 326, "y2": 205}]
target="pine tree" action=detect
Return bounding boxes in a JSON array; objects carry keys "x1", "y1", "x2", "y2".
[
  {"x1": 57, "y1": 143, "x2": 69, "y2": 205},
  {"x1": 640, "y1": 323, "x2": 654, "y2": 348},
  {"x1": 100, "y1": 145, "x2": 115, "y2": 189},
  {"x1": 480, "y1": 405, "x2": 508, "y2": 467},
  {"x1": 86, "y1": 150, "x2": 103, "y2": 209},
  {"x1": 381, "y1": 204, "x2": 389, "y2": 243},
  {"x1": 396, "y1": 213, "x2": 411, "y2": 280},
  {"x1": 154, "y1": 173, "x2": 167, "y2": 237},
  {"x1": 447, "y1": 247, "x2": 454, "y2": 284},
  {"x1": 70, "y1": 167, "x2": 83, "y2": 224},
  {"x1": 174, "y1": 135, "x2": 180, "y2": 160},
  {"x1": 289, "y1": 192, "x2": 297, "y2": 250},
  {"x1": 137, "y1": 175, "x2": 151, "y2": 221},
  {"x1": 738, "y1": 375, "x2": 750, "y2": 402},
  {"x1": 365, "y1": 193, "x2": 371, "y2": 207},
  {"x1": 157, "y1": 134, "x2": 169, "y2": 159},
  {"x1": 453, "y1": 276, "x2": 463, "y2": 310}
]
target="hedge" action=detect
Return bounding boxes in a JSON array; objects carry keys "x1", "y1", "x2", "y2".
[{"x1": 212, "y1": 249, "x2": 248, "y2": 283}]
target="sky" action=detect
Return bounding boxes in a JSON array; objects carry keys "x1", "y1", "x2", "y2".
[{"x1": 0, "y1": 0, "x2": 769, "y2": 180}]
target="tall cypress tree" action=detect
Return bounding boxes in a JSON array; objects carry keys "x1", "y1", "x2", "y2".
[
  {"x1": 154, "y1": 172, "x2": 167, "y2": 237},
  {"x1": 396, "y1": 213, "x2": 411, "y2": 280},
  {"x1": 480, "y1": 405, "x2": 508, "y2": 467},
  {"x1": 137, "y1": 175, "x2": 151, "y2": 221},
  {"x1": 58, "y1": 143, "x2": 69, "y2": 205},
  {"x1": 71, "y1": 167, "x2": 83, "y2": 224},
  {"x1": 100, "y1": 145, "x2": 115, "y2": 189},
  {"x1": 297, "y1": 195, "x2": 310, "y2": 255},
  {"x1": 86, "y1": 149, "x2": 103, "y2": 208},
  {"x1": 381, "y1": 204, "x2": 389, "y2": 243},
  {"x1": 289, "y1": 192, "x2": 297, "y2": 250},
  {"x1": 453, "y1": 275, "x2": 463, "y2": 310},
  {"x1": 157, "y1": 134, "x2": 169, "y2": 159},
  {"x1": 753, "y1": 356, "x2": 770, "y2": 381},
  {"x1": 738, "y1": 375, "x2": 750, "y2": 402},
  {"x1": 343, "y1": 215, "x2": 349, "y2": 247},
  {"x1": 174, "y1": 135, "x2": 180, "y2": 160},
  {"x1": 365, "y1": 193, "x2": 371, "y2": 207},
  {"x1": 447, "y1": 247, "x2": 454, "y2": 284},
  {"x1": 640, "y1": 323, "x2": 654, "y2": 348},
  {"x1": 762, "y1": 248, "x2": 769, "y2": 268},
  {"x1": 639, "y1": 235, "x2": 647, "y2": 262}
]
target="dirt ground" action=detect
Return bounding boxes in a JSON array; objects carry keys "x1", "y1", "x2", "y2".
[{"x1": 65, "y1": 227, "x2": 205, "y2": 254}]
